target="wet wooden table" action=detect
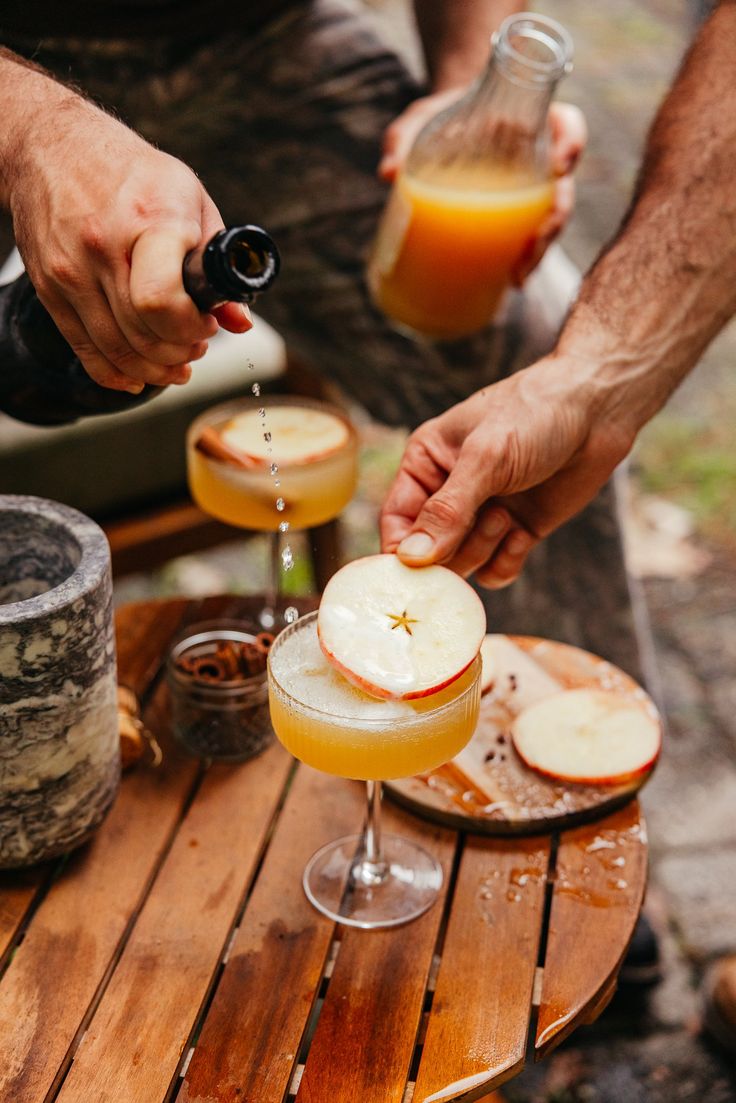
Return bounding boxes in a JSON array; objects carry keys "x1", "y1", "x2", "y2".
[{"x1": 0, "y1": 595, "x2": 648, "y2": 1103}]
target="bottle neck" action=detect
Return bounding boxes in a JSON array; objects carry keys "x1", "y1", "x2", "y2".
[
  {"x1": 471, "y1": 62, "x2": 556, "y2": 139},
  {"x1": 492, "y1": 12, "x2": 572, "y2": 88},
  {"x1": 463, "y1": 12, "x2": 571, "y2": 176},
  {"x1": 406, "y1": 13, "x2": 572, "y2": 184},
  {"x1": 183, "y1": 225, "x2": 280, "y2": 311}
]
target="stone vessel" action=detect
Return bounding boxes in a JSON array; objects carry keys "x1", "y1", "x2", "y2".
[{"x1": 0, "y1": 495, "x2": 120, "y2": 867}]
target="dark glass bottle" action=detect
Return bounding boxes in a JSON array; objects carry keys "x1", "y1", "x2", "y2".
[{"x1": 0, "y1": 224, "x2": 280, "y2": 426}]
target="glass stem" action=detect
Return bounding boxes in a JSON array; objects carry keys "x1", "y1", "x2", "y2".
[
  {"x1": 356, "y1": 780, "x2": 388, "y2": 886},
  {"x1": 262, "y1": 530, "x2": 281, "y2": 629}
]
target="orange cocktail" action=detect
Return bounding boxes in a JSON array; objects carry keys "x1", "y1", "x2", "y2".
[
  {"x1": 268, "y1": 613, "x2": 480, "y2": 781},
  {"x1": 267, "y1": 609, "x2": 482, "y2": 929},
  {"x1": 187, "y1": 397, "x2": 358, "y2": 532},
  {"x1": 368, "y1": 165, "x2": 553, "y2": 339}
]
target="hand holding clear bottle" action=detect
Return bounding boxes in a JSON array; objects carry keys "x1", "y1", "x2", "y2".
[{"x1": 368, "y1": 13, "x2": 578, "y2": 340}]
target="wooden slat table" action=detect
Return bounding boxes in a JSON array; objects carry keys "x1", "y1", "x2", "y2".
[{"x1": 0, "y1": 595, "x2": 648, "y2": 1103}]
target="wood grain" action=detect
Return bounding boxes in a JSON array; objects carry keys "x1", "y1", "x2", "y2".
[
  {"x1": 535, "y1": 800, "x2": 647, "y2": 1057},
  {"x1": 181, "y1": 767, "x2": 366, "y2": 1103},
  {"x1": 0, "y1": 597, "x2": 651, "y2": 1103},
  {"x1": 0, "y1": 867, "x2": 49, "y2": 967},
  {"x1": 296, "y1": 801, "x2": 456, "y2": 1103},
  {"x1": 55, "y1": 742, "x2": 293, "y2": 1103},
  {"x1": 0, "y1": 605, "x2": 199, "y2": 1103},
  {"x1": 114, "y1": 596, "x2": 191, "y2": 698},
  {"x1": 413, "y1": 835, "x2": 551, "y2": 1103},
  {"x1": 387, "y1": 636, "x2": 658, "y2": 836}
]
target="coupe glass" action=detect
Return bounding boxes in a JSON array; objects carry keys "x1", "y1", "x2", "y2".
[
  {"x1": 187, "y1": 395, "x2": 358, "y2": 627},
  {"x1": 268, "y1": 612, "x2": 482, "y2": 929}
]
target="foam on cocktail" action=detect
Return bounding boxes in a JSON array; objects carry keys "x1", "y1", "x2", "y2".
[{"x1": 270, "y1": 621, "x2": 414, "y2": 720}]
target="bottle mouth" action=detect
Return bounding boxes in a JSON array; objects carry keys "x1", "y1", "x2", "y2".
[
  {"x1": 493, "y1": 12, "x2": 573, "y2": 85},
  {"x1": 205, "y1": 225, "x2": 281, "y2": 301}
]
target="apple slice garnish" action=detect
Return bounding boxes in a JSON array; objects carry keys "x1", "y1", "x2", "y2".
[
  {"x1": 220, "y1": 405, "x2": 350, "y2": 466},
  {"x1": 317, "y1": 553, "x2": 486, "y2": 701},
  {"x1": 511, "y1": 687, "x2": 662, "y2": 785}
]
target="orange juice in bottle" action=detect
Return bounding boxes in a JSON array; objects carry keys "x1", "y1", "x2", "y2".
[{"x1": 368, "y1": 13, "x2": 573, "y2": 340}]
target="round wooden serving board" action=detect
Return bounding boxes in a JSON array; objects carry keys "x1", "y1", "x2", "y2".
[{"x1": 385, "y1": 634, "x2": 660, "y2": 836}]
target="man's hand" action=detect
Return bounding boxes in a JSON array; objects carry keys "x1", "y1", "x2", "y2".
[
  {"x1": 2, "y1": 57, "x2": 251, "y2": 394},
  {"x1": 380, "y1": 356, "x2": 635, "y2": 588},
  {"x1": 379, "y1": 95, "x2": 586, "y2": 284}
]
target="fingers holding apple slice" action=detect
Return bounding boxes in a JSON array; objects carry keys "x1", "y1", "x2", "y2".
[
  {"x1": 512, "y1": 687, "x2": 662, "y2": 785},
  {"x1": 318, "y1": 553, "x2": 486, "y2": 701}
]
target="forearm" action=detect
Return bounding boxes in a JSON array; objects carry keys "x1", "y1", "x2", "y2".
[
  {"x1": 558, "y1": 0, "x2": 736, "y2": 434},
  {"x1": 0, "y1": 48, "x2": 104, "y2": 210},
  {"x1": 412, "y1": 0, "x2": 522, "y2": 91}
]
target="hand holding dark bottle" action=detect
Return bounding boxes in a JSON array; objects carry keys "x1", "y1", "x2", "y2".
[
  {"x1": 0, "y1": 224, "x2": 279, "y2": 425},
  {"x1": 0, "y1": 62, "x2": 260, "y2": 394},
  {"x1": 0, "y1": 53, "x2": 279, "y2": 425}
]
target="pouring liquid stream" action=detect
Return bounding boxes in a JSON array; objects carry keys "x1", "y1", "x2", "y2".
[{"x1": 249, "y1": 370, "x2": 299, "y2": 626}]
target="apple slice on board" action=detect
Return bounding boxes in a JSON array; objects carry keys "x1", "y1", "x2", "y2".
[
  {"x1": 511, "y1": 687, "x2": 662, "y2": 785},
  {"x1": 220, "y1": 405, "x2": 350, "y2": 466},
  {"x1": 318, "y1": 553, "x2": 486, "y2": 701}
]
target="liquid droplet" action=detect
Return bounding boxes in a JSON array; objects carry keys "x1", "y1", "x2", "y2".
[
  {"x1": 259, "y1": 407, "x2": 266, "y2": 419},
  {"x1": 247, "y1": 360, "x2": 255, "y2": 372},
  {"x1": 251, "y1": 382, "x2": 261, "y2": 396},
  {"x1": 263, "y1": 432, "x2": 272, "y2": 443},
  {"x1": 279, "y1": 521, "x2": 290, "y2": 534},
  {"x1": 285, "y1": 606, "x2": 299, "y2": 624},
  {"x1": 270, "y1": 463, "x2": 279, "y2": 476},
  {"x1": 274, "y1": 480, "x2": 281, "y2": 488},
  {"x1": 276, "y1": 497, "x2": 285, "y2": 512},
  {"x1": 282, "y1": 545, "x2": 294, "y2": 571}
]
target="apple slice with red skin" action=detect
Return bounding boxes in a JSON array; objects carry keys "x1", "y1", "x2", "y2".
[
  {"x1": 220, "y1": 405, "x2": 350, "y2": 466},
  {"x1": 511, "y1": 687, "x2": 662, "y2": 785},
  {"x1": 318, "y1": 554, "x2": 487, "y2": 701}
]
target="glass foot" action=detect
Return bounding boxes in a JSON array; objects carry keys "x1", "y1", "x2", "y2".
[{"x1": 303, "y1": 832, "x2": 443, "y2": 930}]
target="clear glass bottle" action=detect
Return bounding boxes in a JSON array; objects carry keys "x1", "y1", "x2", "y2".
[
  {"x1": 367, "y1": 12, "x2": 573, "y2": 341},
  {"x1": 0, "y1": 224, "x2": 280, "y2": 426}
]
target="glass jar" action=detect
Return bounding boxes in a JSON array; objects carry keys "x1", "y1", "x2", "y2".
[
  {"x1": 167, "y1": 620, "x2": 273, "y2": 762},
  {"x1": 367, "y1": 12, "x2": 573, "y2": 340}
]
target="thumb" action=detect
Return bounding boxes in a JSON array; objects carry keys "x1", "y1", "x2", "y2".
[{"x1": 395, "y1": 460, "x2": 490, "y2": 566}]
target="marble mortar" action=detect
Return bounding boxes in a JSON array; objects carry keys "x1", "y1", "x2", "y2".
[{"x1": 0, "y1": 495, "x2": 120, "y2": 867}]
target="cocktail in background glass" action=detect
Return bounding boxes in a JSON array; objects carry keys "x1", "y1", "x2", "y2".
[
  {"x1": 268, "y1": 611, "x2": 482, "y2": 928},
  {"x1": 187, "y1": 395, "x2": 358, "y2": 627}
]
